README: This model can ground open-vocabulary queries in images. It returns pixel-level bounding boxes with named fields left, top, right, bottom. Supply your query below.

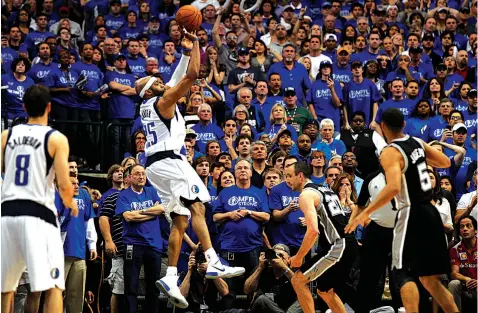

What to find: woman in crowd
left=12, top=8, right=32, bottom=38
left=364, top=59, right=386, bottom=97
left=404, top=99, right=436, bottom=140
left=310, top=150, right=327, bottom=185
left=251, top=39, right=279, bottom=73
left=205, top=46, right=226, bottom=86
left=298, top=56, right=314, bottom=81
left=423, top=77, right=448, bottom=110
left=263, top=104, right=298, bottom=143
left=440, top=175, right=458, bottom=200
left=183, top=92, right=205, bottom=127
left=451, top=81, right=473, bottom=111
left=217, top=170, right=235, bottom=194
left=332, top=173, right=358, bottom=217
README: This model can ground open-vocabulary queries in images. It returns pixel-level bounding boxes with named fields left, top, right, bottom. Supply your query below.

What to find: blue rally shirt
left=344, top=78, right=382, bottom=125
left=56, top=188, right=96, bottom=259
left=115, top=186, right=164, bottom=252
left=2, top=73, right=35, bottom=119
left=105, top=70, right=136, bottom=119
left=71, top=61, right=104, bottom=111
left=306, top=78, right=344, bottom=128
left=268, top=182, right=304, bottom=248
left=191, top=122, right=225, bottom=153
left=375, top=98, right=416, bottom=123
left=213, top=185, right=270, bottom=253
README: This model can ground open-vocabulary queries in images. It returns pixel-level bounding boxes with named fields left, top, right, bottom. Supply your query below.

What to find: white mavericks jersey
left=140, top=97, right=186, bottom=156
left=2, top=124, right=57, bottom=214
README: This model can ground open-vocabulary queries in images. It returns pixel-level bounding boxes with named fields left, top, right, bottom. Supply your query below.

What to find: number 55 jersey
left=2, top=124, right=57, bottom=214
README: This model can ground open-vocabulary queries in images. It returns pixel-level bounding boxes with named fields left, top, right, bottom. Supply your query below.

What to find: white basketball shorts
left=146, top=155, right=210, bottom=220
left=1, top=216, right=65, bottom=292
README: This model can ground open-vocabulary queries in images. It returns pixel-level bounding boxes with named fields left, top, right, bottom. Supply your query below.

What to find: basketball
left=176, top=5, right=202, bottom=32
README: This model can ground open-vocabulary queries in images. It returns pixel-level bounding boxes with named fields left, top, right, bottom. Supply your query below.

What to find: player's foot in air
left=205, top=259, right=245, bottom=279
left=156, top=275, right=188, bottom=309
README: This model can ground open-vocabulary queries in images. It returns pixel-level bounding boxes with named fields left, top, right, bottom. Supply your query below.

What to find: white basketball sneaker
left=155, top=275, right=188, bottom=309
left=205, top=260, right=245, bottom=279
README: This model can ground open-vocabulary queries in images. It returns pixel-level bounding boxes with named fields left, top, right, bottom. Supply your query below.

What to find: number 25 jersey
left=2, top=124, right=57, bottom=215
left=388, top=135, right=433, bottom=210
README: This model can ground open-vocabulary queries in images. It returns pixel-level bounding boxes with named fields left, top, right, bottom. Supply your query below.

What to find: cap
left=422, top=33, right=435, bottom=41
left=322, top=2, right=332, bottom=8
left=284, top=87, right=296, bottom=96
left=238, top=47, right=249, bottom=55
left=282, top=5, right=294, bottom=11
left=59, top=5, right=69, bottom=12
left=277, top=129, right=292, bottom=139
left=137, top=34, right=150, bottom=41
left=409, top=46, right=423, bottom=53
left=452, top=123, right=467, bottom=132
left=302, top=119, right=319, bottom=131
left=436, top=63, right=447, bottom=71
left=460, top=6, right=471, bottom=13
left=468, top=89, right=477, bottom=98
left=351, top=60, right=362, bottom=68
left=374, top=5, right=386, bottom=15
left=110, top=0, right=121, bottom=5
left=337, top=47, right=350, bottom=55
left=324, top=34, right=337, bottom=41
left=438, top=7, right=449, bottom=13
left=149, top=16, right=159, bottom=22
left=320, top=60, right=332, bottom=67
left=114, top=54, right=126, bottom=61
left=185, top=128, right=198, bottom=138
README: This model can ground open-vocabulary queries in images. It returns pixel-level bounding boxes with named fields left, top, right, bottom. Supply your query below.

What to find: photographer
left=244, top=244, right=303, bottom=313
left=178, top=247, right=239, bottom=313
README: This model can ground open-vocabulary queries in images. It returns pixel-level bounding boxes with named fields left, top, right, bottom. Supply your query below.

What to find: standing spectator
left=307, top=61, right=344, bottom=129
left=191, top=103, right=224, bottom=153
left=455, top=170, right=478, bottom=222
left=251, top=140, right=269, bottom=188
left=282, top=87, right=314, bottom=133
left=115, top=164, right=166, bottom=313
left=268, top=44, right=311, bottom=104
left=118, top=11, right=143, bottom=40
left=213, top=159, right=271, bottom=292
left=227, top=47, right=265, bottom=96
left=235, top=87, right=266, bottom=131
left=56, top=173, right=97, bottom=313
left=268, top=72, right=283, bottom=98
left=332, top=47, right=352, bottom=86
left=24, top=13, right=55, bottom=58
left=27, top=42, right=56, bottom=86
left=1, top=35, right=18, bottom=73
left=448, top=216, right=478, bottom=312
left=2, top=57, right=34, bottom=125
left=306, top=35, right=333, bottom=80
left=99, top=165, right=134, bottom=313
left=251, top=80, right=279, bottom=130
left=319, top=119, right=347, bottom=157
left=105, top=0, right=125, bottom=35
left=310, top=151, right=327, bottom=185
left=126, top=39, right=147, bottom=79
left=99, top=164, right=124, bottom=210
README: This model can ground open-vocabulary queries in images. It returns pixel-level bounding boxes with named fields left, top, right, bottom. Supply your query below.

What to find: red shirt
left=450, top=240, right=478, bottom=280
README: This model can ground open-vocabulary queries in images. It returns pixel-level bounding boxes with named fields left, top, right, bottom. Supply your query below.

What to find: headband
left=139, top=76, right=157, bottom=98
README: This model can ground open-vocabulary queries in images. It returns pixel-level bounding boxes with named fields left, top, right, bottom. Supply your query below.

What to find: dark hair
left=382, top=108, right=404, bottom=132
left=410, top=98, right=435, bottom=118
left=331, top=173, right=358, bottom=203
left=283, top=155, right=299, bottom=167
left=130, top=129, right=145, bottom=156
left=210, top=161, right=226, bottom=173
left=268, top=72, right=281, bottom=79
left=217, top=169, right=234, bottom=194
left=423, top=77, right=446, bottom=101
left=406, top=79, right=419, bottom=87
left=11, top=57, right=31, bottom=73
left=449, top=109, right=464, bottom=120
left=440, top=30, right=455, bottom=42
left=458, top=215, right=477, bottom=230
left=291, top=162, right=312, bottom=178
left=193, top=156, right=210, bottom=169
left=124, top=164, right=135, bottom=177
left=107, top=164, right=122, bottom=186
left=351, top=111, right=366, bottom=120
left=439, top=175, right=456, bottom=199
left=427, top=169, right=444, bottom=205
left=68, top=155, right=78, bottom=163
left=36, top=12, right=49, bottom=21
left=23, top=85, right=52, bottom=118
left=271, top=150, right=287, bottom=166
left=235, top=134, right=252, bottom=147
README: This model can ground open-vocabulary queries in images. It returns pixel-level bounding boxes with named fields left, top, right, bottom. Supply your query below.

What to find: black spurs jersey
left=303, top=183, right=349, bottom=249
left=389, top=135, right=433, bottom=210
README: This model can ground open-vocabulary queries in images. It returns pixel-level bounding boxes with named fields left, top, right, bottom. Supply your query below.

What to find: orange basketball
left=176, top=5, right=202, bottom=32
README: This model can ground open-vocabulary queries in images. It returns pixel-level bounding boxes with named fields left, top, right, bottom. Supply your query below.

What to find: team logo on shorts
left=50, top=268, right=60, bottom=279
left=191, top=185, right=200, bottom=194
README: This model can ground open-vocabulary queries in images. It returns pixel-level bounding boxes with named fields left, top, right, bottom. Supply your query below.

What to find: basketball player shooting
left=1, top=85, right=78, bottom=313
left=345, top=108, right=459, bottom=313
left=135, top=30, right=245, bottom=309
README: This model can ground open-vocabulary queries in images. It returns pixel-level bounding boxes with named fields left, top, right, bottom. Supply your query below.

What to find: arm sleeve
left=165, top=54, right=191, bottom=88
left=86, top=219, right=98, bottom=251
left=268, top=186, right=283, bottom=210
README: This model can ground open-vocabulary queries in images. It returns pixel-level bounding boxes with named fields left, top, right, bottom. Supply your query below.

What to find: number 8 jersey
left=388, top=135, right=433, bottom=211
left=2, top=124, right=57, bottom=214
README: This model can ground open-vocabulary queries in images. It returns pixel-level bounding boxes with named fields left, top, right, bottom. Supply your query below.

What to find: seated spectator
left=448, top=216, right=478, bottom=312
left=244, top=244, right=302, bottom=313
left=292, top=134, right=313, bottom=164
left=276, top=129, right=294, bottom=154
left=324, top=165, right=341, bottom=187
left=456, top=170, right=478, bottom=222
left=251, top=140, right=269, bottom=189
left=319, top=119, right=347, bottom=156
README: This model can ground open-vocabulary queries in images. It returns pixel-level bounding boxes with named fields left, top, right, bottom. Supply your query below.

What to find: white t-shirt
left=307, top=54, right=333, bottom=79
left=435, top=198, right=453, bottom=226
left=457, top=191, right=478, bottom=220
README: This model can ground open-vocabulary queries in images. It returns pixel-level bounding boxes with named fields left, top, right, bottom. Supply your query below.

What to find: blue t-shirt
left=126, top=55, right=147, bottom=79
left=375, top=98, right=416, bottom=123
left=403, top=117, right=432, bottom=141
left=117, top=25, right=143, bottom=39
left=345, top=78, right=382, bottom=125
left=191, top=122, right=225, bottom=153
left=326, top=139, right=347, bottom=157
left=27, top=61, right=58, bottom=86
left=268, top=182, right=304, bottom=248
left=213, top=185, right=270, bottom=252
left=56, top=188, right=96, bottom=259
left=115, top=186, right=164, bottom=252
left=306, top=78, right=344, bottom=128
left=332, top=65, right=352, bottom=85
left=158, top=57, right=179, bottom=83
left=71, top=61, right=104, bottom=111
left=2, top=73, right=35, bottom=119
left=311, top=175, right=325, bottom=185
left=1, top=47, right=18, bottom=73
left=267, top=61, right=311, bottom=104
left=105, top=71, right=136, bottom=119
left=445, top=148, right=477, bottom=199
left=105, top=14, right=126, bottom=33
left=48, top=66, right=80, bottom=108
left=24, top=31, right=56, bottom=58
left=426, top=115, right=448, bottom=141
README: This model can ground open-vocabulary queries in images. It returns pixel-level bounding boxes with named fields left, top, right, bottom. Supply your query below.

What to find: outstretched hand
left=181, top=29, right=198, bottom=49
left=345, top=210, right=369, bottom=234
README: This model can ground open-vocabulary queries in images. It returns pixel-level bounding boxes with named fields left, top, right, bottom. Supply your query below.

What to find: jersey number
left=15, top=154, right=30, bottom=186
left=324, top=194, right=344, bottom=217
left=417, top=162, right=432, bottom=192
left=144, top=122, right=158, bottom=148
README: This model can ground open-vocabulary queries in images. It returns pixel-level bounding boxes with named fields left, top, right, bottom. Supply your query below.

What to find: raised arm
left=421, top=139, right=452, bottom=168
left=212, top=12, right=223, bottom=49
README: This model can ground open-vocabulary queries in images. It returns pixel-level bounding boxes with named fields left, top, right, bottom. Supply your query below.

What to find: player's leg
left=291, top=272, right=315, bottom=313
left=1, top=292, right=14, bottom=313
left=400, top=281, right=420, bottom=313
left=189, top=202, right=212, bottom=250
left=317, top=288, right=347, bottom=313
left=43, top=287, right=63, bottom=313
left=419, top=275, right=459, bottom=313
left=24, top=291, right=41, bottom=313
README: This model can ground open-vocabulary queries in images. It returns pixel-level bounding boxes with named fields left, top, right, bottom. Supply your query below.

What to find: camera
left=265, top=249, right=278, bottom=263
left=196, top=245, right=207, bottom=264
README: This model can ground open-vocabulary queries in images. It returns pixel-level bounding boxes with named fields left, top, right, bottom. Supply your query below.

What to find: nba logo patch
left=191, top=185, right=199, bottom=194
left=50, top=268, right=60, bottom=279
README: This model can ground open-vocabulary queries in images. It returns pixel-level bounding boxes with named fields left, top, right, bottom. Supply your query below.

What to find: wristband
left=182, top=48, right=192, bottom=52
left=190, top=37, right=199, bottom=42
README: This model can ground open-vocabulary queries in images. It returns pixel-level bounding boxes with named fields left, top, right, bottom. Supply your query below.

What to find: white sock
left=205, top=248, right=221, bottom=267
left=166, top=266, right=178, bottom=276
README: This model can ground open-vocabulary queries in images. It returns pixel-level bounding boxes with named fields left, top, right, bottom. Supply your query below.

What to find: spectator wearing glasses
left=310, top=151, right=327, bottom=185
left=344, top=61, right=382, bottom=128
left=282, top=87, right=314, bottom=133
left=324, top=165, right=341, bottom=187
left=307, top=61, right=344, bottom=128
left=342, top=151, right=364, bottom=195
left=235, top=87, right=266, bottom=131
left=213, top=159, right=271, bottom=293
left=428, top=98, right=455, bottom=141
left=268, top=43, right=312, bottom=104
left=319, top=119, right=347, bottom=157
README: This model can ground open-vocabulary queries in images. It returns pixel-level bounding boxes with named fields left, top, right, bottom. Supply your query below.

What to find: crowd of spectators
left=2, top=0, right=477, bottom=312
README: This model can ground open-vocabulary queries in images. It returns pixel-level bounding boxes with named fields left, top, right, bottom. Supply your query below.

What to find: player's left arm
left=1, top=129, right=8, bottom=174
left=158, top=33, right=200, bottom=118
left=421, top=139, right=452, bottom=169
left=295, top=190, right=320, bottom=260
